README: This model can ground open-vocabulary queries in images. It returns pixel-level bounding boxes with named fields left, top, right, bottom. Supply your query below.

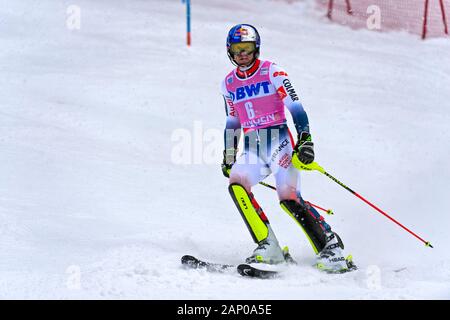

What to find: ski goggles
left=230, top=42, right=256, bottom=55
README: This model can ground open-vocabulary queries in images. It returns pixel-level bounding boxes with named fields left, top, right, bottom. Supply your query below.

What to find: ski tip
left=425, top=242, right=434, bottom=248
left=181, top=255, right=198, bottom=265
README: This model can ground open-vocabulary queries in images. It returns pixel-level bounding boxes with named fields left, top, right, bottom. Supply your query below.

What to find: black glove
left=293, top=132, right=314, bottom=165
left=221, top=148, right=238, bottom=178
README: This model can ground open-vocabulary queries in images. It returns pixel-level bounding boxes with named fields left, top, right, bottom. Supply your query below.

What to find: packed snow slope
left=1, top=0, right=449, bottom=299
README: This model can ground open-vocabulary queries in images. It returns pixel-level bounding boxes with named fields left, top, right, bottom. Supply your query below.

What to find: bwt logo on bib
left=230, top=81, right=271, bottom=101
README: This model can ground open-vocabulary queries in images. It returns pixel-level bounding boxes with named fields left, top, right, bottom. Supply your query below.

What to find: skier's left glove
left=221, top=148, right=238, bottom=178
left=293, top=132, right=314, bottom=165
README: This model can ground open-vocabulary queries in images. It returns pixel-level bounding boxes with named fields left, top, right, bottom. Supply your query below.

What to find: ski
left=181, top=255, right=281, bottom=278
left=237, top=263, right=279, bottom=279
left=182, top=254, right=357, bottom=278
left=181, top=255, right=235, bottom=273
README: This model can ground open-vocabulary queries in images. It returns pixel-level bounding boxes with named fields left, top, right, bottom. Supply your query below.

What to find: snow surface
left=1, top=0, right=449, bottom=299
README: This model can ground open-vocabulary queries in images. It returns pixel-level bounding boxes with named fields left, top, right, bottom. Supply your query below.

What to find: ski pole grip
left=292, top=156, right=325, bottom=173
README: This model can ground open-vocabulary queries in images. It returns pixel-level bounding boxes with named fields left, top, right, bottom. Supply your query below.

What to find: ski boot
left=245, top=226, right=287, bottom=265
left=316, top=232, right=356, bottom=273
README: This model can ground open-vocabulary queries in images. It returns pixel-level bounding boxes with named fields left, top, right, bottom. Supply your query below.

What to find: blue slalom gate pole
left=182, top=0, right=191, bottom=46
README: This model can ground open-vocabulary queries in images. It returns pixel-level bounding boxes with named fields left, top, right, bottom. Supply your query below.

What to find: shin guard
left=280, top=200, right=329, bottom=254
left=229, top=183, right=269, bottom=243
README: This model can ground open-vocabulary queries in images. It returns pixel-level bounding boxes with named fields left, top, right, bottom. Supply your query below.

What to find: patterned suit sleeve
left=221, top=79, right=241, bottom=150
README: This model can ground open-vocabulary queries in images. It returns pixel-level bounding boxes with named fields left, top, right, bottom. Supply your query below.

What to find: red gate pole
left=422, top=0, right=429, bottom=39
left=439, top=0, right=449, bottom=35
left=345, top=0, right=353, bottom=15
left=327, top=0, right=334, bottom=19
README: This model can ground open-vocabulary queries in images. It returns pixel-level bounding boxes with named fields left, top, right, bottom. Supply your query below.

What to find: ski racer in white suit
left=221, top=24, right=354, bottom=273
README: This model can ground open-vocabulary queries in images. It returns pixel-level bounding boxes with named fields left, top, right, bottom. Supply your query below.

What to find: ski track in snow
left=1, top=0, right=449, bottom=299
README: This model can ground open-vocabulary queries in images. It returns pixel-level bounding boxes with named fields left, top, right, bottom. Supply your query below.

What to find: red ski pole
left=292, top=159, right=434, bottom=248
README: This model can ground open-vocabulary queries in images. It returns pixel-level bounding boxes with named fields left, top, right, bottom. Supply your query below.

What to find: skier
left=221, top=24, right=354, bottom=273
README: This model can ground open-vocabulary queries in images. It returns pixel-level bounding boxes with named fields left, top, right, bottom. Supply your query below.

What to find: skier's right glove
left=293, top=132, right=314, bottom=165
left=221, top=148, right=238, bottom=178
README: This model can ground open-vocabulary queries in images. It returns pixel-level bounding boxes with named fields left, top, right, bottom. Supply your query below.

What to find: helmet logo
left=239, top=27, right=248, bottom=36
left=234, top=27, right=248, bottom=38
